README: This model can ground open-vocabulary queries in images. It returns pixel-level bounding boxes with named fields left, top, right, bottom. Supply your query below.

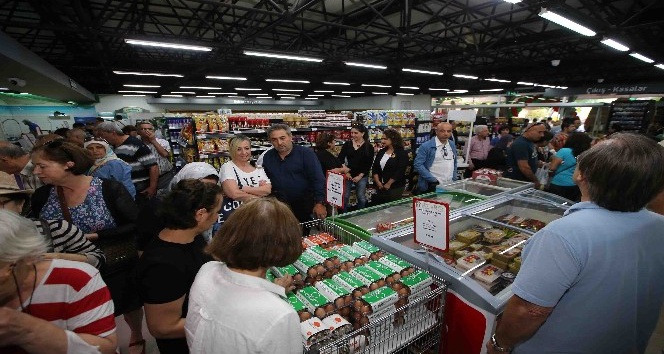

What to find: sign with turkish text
left=413, top=198, right=450, bottom=252
left=326, top=171, right=345, bottom=209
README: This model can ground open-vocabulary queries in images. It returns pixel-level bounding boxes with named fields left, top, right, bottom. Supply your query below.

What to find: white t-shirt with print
left=219, top=161, right=270, bottom=188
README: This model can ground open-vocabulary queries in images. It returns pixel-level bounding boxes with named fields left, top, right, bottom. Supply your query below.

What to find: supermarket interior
left=1, top=0, right=664, bottom=354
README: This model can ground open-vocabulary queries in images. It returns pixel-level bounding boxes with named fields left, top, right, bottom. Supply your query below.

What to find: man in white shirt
left=137, top=121, right=174, bottom=191
left=414, top=122, right=459, bottom=193
left=0, top=141, right=43, bottom=191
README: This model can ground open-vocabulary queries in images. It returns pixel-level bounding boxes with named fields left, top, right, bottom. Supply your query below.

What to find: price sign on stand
left=413, top=198, right=450, bottom=252
left=326, top=172, right=346, bottom=210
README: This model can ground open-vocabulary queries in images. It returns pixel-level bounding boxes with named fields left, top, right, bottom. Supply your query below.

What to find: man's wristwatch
left=491, top=334, right=512, bottom=352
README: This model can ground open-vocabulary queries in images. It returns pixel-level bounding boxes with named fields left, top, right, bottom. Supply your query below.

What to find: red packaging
left=472, top=168, right=503, bottom=185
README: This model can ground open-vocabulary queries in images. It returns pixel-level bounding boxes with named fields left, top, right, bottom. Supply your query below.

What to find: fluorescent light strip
left=331, top=95, right=351, bottom=98
left=453, top=74, right=479, bottom=80
left=341, top=91, right=364, bottom=94
left=180, top=86, right=222, bottom=90
left=480, top=89, right=504, bottom=92
left=556, top=86, right=569, bottom=89
left=324, top=82, right=351, bottom=86
left=308, top=94, right=324, bottom=97
left=276, top=93, right=300, bottom=96
left=255, top=96, right=272, bottom=99
left=517, top=82, right=535, bottom=86
left=538, top=8, right=596, bottom=37
left=629, top=53, right=655, bottom=63
left=171, top=91, right=195, bottom=94
left=243, top=50, right=322, bottom=63
left=396, top=93, right=414, bottom=96
left=248, top=93, right=269, bottom=96
left=305, top=98, right=319, bottom=100
left=400, top=86, right=419, bottom=90
left=372, top=92, right=388, bottom=95
left=344, top=62, right=387, bottom=70
left=123, top=84, right=161, bottom=88
left=402, top=68, right=444, bottom=75
left=361, top=84, right=391, bottom=88
left=161, top=94, right=183, bottom=97
left=314, top=90, right=334, bottom=93
left=235, top=88, right=262, bottom=91
left=504, top=0, right=522, bottom=3
left=272, top=89, right=303, bottom=92
left=600, top=39, right=629, bottom=52
left=196, top=96, right=214, bottom=98
left=125, top=39, right=212, bottom=52
left=0, top=88, right=8, bottom=91
left=227, top=96, right=244, bottom=99
left=484, top=78, right=511, bottom=83
left=281, top=97, right=296, bottom=99
left=655, top=64, right=664, bottom=70
left=122, top=94, right=146, bottom=97
left=429, top=88, right=450, bottom=91
left=535, top=84, right=556, bottom=88
left=113, top=70, right=183, bottom=77
left=448, top=90, right=468, bottom=93
left=208, top=92, right=237, bottom=95
left=265, top=79, right=310, bottom=84
left=118, top=90, right=158, bottom=94
left=206, top=76, right=247, bottom=80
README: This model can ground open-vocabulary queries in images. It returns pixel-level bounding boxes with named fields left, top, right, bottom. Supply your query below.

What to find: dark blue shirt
left=505, top=136, right=537, bottom=182
left=262, top=145, right=326, bottom=205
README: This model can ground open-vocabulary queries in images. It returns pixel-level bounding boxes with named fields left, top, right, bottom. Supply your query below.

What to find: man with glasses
left=136, top=121, right=174, bottom=192
left=414, top=122, right=458, bottom=194
left=505, top=122, right=546, bottom=188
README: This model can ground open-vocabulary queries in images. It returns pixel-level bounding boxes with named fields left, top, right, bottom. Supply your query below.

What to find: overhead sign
left=447, top=109, right=477, bottom=122
left=413, top=198, right=450, bottom=252
left=545, top=83, right=664, bottom=97
left=326, top=172, right=345, bottom=209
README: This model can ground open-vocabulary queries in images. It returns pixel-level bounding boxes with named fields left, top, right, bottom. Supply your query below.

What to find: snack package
left=456, top=253, right=486, bottom=272
left=474, top=264, right=503, bottom=285
left=483, top=229, right=507, bottom=244
left=194, top=115, right=209, bottom=132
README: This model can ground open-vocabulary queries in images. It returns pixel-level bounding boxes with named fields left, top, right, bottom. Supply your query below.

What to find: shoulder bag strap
left=232, top=167, right=243, bottom=188
left=55, top=186, right=73, bottom=222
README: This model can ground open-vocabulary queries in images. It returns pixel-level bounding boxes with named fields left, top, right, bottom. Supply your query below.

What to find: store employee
left=414, top=122, right=458, bottom=193
left=262, top=124, right=327, bottom=222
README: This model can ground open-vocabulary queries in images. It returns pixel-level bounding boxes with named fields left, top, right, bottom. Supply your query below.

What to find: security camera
left=551, top=60, right=560, bottom=67
left=8, top=78, right=26, bottom=87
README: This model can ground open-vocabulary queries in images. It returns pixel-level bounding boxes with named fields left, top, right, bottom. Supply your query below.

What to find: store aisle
left=646, top=305, right=664, bottom=354
left=114, top=315, right=159, bottom=354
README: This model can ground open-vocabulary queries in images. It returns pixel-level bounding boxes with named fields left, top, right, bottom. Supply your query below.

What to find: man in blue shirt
left=414, top=122, right=458, bottom=194
left=505, top=122, right=545, bottom=188
left=487, top=133, right=664, bottom=354
left=262, top=124, right=327, bottom=223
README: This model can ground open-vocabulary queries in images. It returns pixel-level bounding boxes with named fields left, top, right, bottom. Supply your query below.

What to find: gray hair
left=95, top=121, right=123, bottom=134
left=0, top=142, right=28, bottom=158
left=0, top=210, right=49, bottom=262
left=474, top=125, right=488, bottom=135
left=266, top=123, right=291, bottom=138
left=577, top=133, right=664, bottom=212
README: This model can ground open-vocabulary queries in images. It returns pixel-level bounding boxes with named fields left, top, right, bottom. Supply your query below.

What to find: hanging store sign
left=413, top=198, right=450, bottom=252
left=546, top=83, right=664, bottom=97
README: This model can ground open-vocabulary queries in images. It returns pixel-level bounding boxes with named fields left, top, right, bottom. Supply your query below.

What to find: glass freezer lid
left=470, top=197, right=567, bottom=232
left=517, top=189, right=575, bottom=207
left=492, top=177, right=531, bottom=189
left=438, top=180, right=508, bottom=196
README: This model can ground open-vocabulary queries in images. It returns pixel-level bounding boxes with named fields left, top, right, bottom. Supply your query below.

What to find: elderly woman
left=185, top=197, right=303, bottom=354
left=27, top=140, right=145, bottom=354
left=218, top=134, right=271, bottom=224
left=465, top=124, right=491, bottom=172
left=85, top=139, right=136, bottom=198
left=372, top=128, right=409, bottom=205
left=137, top=179, right=221, bottom=354
left=0, top=210, right=117, bottom=354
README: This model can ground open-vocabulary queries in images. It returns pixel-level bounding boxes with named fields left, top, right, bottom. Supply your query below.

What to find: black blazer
left=372, top=148, right=409, bottom=188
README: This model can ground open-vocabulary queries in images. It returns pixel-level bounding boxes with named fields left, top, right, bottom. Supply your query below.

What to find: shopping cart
left=301, top=219, right=448, bottom=354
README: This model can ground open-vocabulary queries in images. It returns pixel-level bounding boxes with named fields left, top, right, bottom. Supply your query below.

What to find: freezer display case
left=437, top=177, right=531, bottom=197
left=514, top=188, right=575, bottom=208
left=367, top=195, right=569, bottom=354
left=328, top=191, right=486, bottom=239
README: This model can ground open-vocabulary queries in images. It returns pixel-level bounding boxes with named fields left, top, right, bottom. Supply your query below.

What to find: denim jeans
left=344, top=176, right=368, bottom=211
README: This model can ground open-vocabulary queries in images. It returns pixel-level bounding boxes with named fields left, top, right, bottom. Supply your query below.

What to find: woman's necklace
left=353, top=140, right=364, bottom=149
left=12, top=264, right=37, bottom=314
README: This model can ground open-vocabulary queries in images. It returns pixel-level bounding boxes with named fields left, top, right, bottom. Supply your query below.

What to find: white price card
left=413, top=198, right=450, bottom=252
left=326, top=171, right=346, bottom=209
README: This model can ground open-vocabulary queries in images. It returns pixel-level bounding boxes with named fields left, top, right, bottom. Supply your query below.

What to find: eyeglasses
left=441, top=145, right=454, bottom=160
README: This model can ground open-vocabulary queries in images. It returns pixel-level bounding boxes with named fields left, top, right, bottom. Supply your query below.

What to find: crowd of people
left=1, top=115, right=663, bottom=354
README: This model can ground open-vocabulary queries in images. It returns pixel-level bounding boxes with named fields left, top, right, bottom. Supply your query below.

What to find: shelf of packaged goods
left=198, top=151, right=231, bottom=159
left=367, top=125, right=416, bottom=128
left=177, top=139, right=195, bottom=148
left=196, top=132, right=235, bottom=139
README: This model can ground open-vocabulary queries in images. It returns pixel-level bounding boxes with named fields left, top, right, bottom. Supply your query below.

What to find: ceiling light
left=555, top=86, right=569, bottom=89
left=331, top=95, right=351, bottom=98
left=125, top=39, right=212, bottom=52
left=361, top=84, right=391, bottom=88
left=453, top=74, right=479, bottom=80
left=0, top=87, right=8, bottom=91
left=208, top=92, right=237, bottom=95
left=227, top=96, right=244, bottom=99
left=281, top=97, right=296, bottom=99
left=396, top=93, right=414, bottom=96
left=314, top=90, right=334, bottom=93
left=248, top=93, right=268, bottom=96
left=655, top=64, right=664, bottom=70
left=161, top=94, right=183, bottom=97
left=429, top=88, right=450, bottom=91
left=206, top=75, right=247, bottom=80
left=448, top=90, right=468, bottom=93
left=372, top=92, right=388, bottom=95
left=484, top=78, right=511, bottom=83
left=243, top=50, right=323, bottom=62
left=171, top=91, right=195, bottom=94
left=504, top=0, right=522, bottom=3
left=180, top=86, right=222, bottom=90
left=276, top=93, right=300, bottom=96
left=480, top=89, right=504, bottom=92
left=344, top=62, right=387, bottom=70
left=196, top=96, right=214, bottom=98
left=123, top=84, right=161, bottom=88
left=308, top=94, right=324, bottom=97
left=629, top=53, right=655, bottom=63
left=600, top=38, right=629, bottom=52
left=122, top=94, right=146, bottom=97
left=305, top=98, right=319, bottom=100
left=255, top=96, right=272, bottom=99
left=118, top=90, right=158, bottom=94
left=535, top=84, right=556, bottom=88
left=341, top=91, right=364, bottom=94
left=400, top=86, right=419, bottom=90
left=517, top=82, right=535, bottom=86
left=324, top=82, right=351, bottom=86
left=235, top=88, right=262, bottom=91
left=113, top=70, right=183, bottom=77
left=266, top=79, right=310, bottom=84
left=538, top=8, right=596, bottom=37
left=402, top=68, right=444, bottom=75
left=272, top=89, right=303, bottom=92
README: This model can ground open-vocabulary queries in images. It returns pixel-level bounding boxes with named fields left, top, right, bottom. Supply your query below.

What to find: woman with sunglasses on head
left=372, top=128, right=410, bottom=205
left=27, top=140, right=146, bottom=354
left=338, top=124, right=374, bottom=212
left=84, top=139, right=136, bottom=199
